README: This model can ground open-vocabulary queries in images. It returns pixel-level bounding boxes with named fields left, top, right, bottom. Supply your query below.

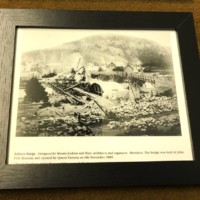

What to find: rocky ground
left=107, top=113, right=180, bottom=136
left=110, top=96, right=178, bottom=118
left=16, top=94, right=181, bottom=136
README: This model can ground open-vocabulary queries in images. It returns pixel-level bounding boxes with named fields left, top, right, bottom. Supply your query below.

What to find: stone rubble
left=37, top=116, right=95, bottom=136
left=107, top=115, right=180, bottom=135
left=110, top=96, right=178, bottom=118
left=17, top=94, right=180, bottom=136
left=36, top=96, right=180, bottom=136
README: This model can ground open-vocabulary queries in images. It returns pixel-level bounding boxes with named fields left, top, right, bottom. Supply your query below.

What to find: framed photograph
left=1, top=9, right=200, bottom=189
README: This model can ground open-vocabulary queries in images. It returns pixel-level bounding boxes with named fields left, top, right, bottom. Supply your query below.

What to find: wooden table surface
left=0, top=0, right=200, bottom=199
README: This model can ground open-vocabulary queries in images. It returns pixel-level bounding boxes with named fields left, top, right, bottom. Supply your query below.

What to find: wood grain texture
left=0, top=12, right=15, bottom=167
left=0, top=1, right=200, bottom=199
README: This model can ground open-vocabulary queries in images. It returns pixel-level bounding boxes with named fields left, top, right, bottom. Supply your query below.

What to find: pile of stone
left=37, top=116, right=94, bottom=136
left=35, top=99, right=106, bottom=136
left=123, top=115, right=180, bottom=133
left=107, top=121, right=121, bottom=129
left=107, top=114, right=180, bottom=135
left=75, top=110, right=104, bottom=126
left=110, top=96, right=178, bottom=118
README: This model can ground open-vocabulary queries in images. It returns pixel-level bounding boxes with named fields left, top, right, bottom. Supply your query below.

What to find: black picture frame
left=1, top=9, right=200, bottom=189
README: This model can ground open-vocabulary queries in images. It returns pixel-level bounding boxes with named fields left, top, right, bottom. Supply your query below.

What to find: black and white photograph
left=7, top=29, right=194, bottom=164
left=14, top=29, right=182, bottom=137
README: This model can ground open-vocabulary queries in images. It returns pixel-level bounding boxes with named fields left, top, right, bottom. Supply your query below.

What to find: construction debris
left=110, top=96, right=178, bottom=118
left=107, top=114, right=180, bottom=136
left=17, top=62, right=181, bottom=137
left=37, top=116, right=95, bottom=136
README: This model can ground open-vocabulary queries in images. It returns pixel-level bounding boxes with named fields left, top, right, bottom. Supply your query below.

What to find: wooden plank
left=73, top=87, right=113, bottom=111
left=49, top=83, right=84, bottom=104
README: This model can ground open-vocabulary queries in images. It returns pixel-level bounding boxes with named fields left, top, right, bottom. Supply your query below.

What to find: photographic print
left=14, top=29, right=181, bottom=137
left=8, top=28, right=194, bottom=164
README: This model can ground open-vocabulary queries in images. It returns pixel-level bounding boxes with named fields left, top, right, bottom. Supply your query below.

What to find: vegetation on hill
left=22, top=34, right=173, bottom=74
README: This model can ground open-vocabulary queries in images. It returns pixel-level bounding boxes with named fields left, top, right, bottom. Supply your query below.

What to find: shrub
left=25, top=77, right=49, bottom=102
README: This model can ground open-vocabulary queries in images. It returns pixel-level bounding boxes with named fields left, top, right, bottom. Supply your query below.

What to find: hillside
left=21, top=34, right=173, bottom=74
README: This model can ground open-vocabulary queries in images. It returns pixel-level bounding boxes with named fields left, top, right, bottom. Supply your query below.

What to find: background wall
left=0, top=0, right=200, bottom=199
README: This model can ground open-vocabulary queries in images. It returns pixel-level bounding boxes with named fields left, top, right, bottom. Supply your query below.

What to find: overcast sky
left=17, top=28, right=174, bottom=53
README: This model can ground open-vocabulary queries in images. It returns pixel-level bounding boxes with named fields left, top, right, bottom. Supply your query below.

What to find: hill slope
left=22, top=34, right=173, bottom=74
